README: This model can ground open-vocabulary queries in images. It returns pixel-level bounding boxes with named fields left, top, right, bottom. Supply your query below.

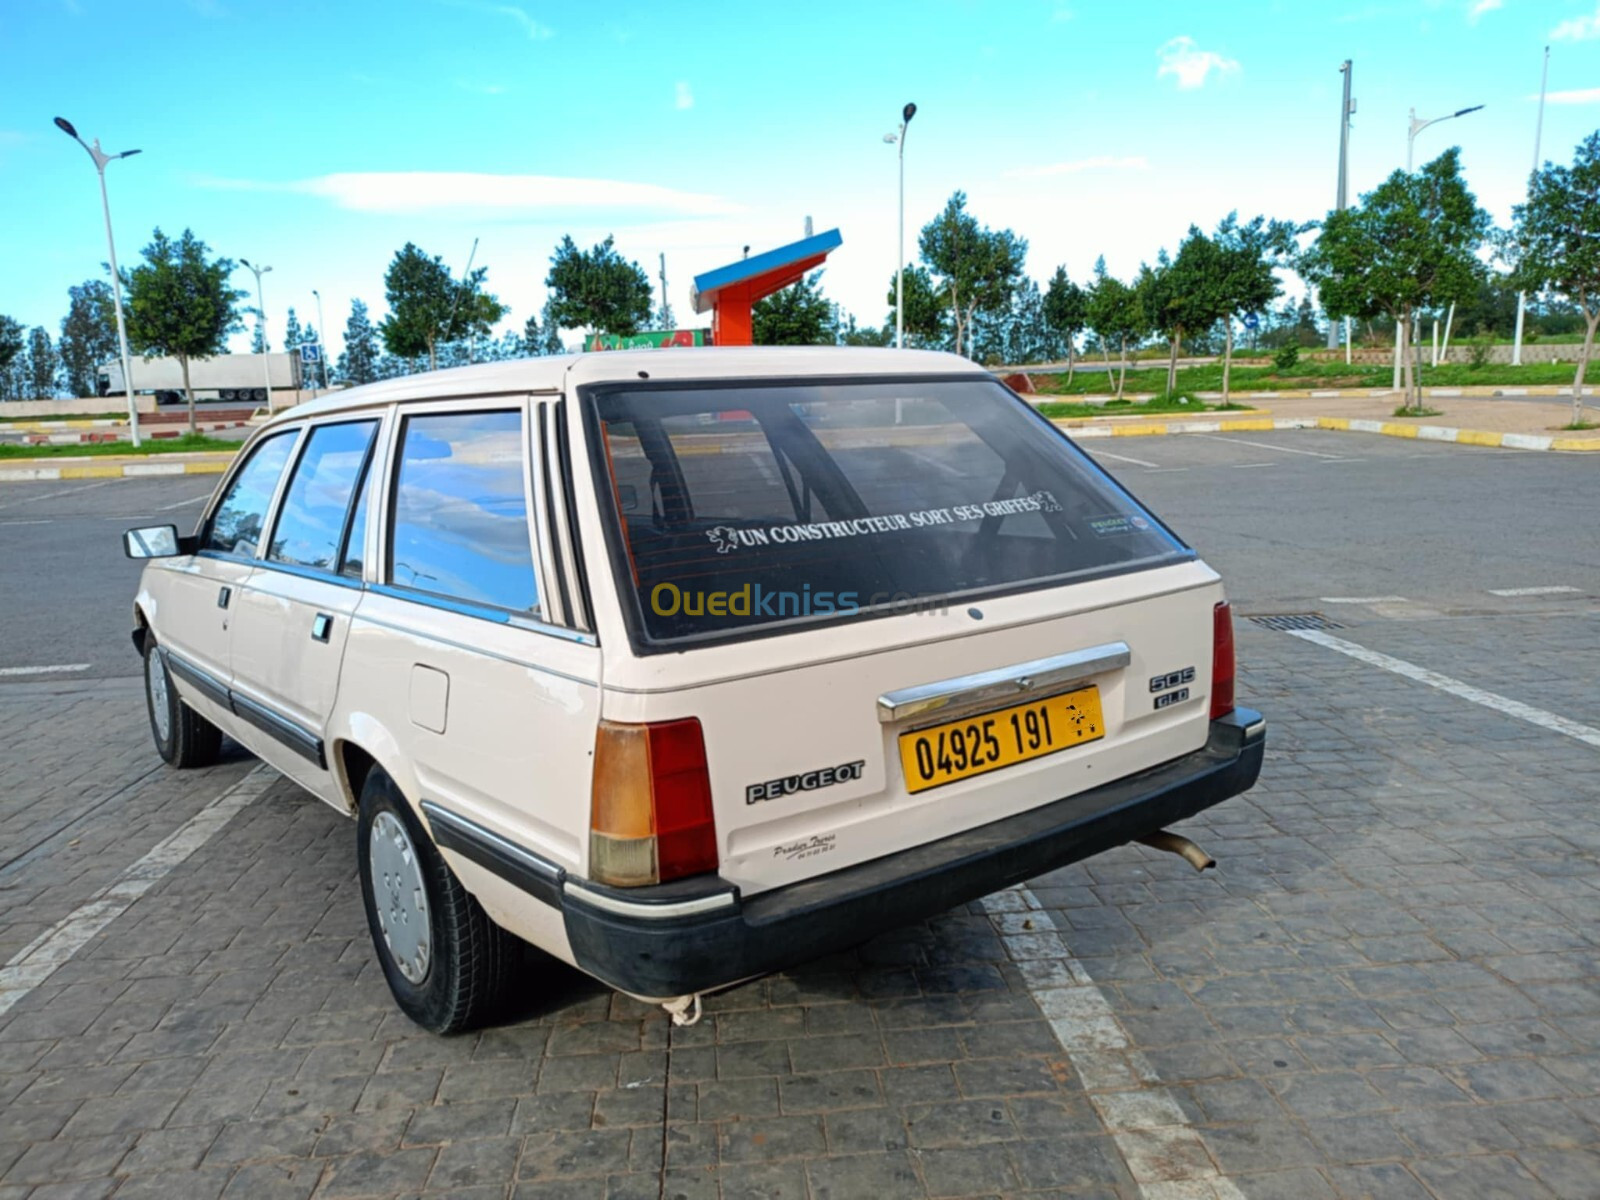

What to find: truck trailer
left=99, top=353, right=303, bottom=405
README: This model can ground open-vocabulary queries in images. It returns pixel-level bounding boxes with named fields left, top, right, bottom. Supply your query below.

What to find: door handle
left=217, top=586, right=231, bottom=609
left=311, top=613, right=332, bottom=643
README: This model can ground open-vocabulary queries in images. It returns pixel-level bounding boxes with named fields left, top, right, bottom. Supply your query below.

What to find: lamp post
left=1328, top=61, right=1354, bottom=353
left=1512, top=45, right=1551, bottom=368
left=311, top=288, right=330, bottom=389
left=884, top=102, right=917, bottom=350
left=54, top=117, right=142, bottom=447
left=1406, top=103, right=1484, bottom=172
left=240, top=259, right=273, bottom=408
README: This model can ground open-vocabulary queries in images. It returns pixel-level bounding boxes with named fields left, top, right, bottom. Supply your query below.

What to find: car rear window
left=587, top=377, right=1188, bottom=647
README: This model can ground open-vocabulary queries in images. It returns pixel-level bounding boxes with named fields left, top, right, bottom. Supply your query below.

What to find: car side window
left=268, top=420, right=379, bottom=571
left=389, top=410, right=539, bottom=614
left=338, top=457, right=374, bottom=580
left=203, top=431, right=297, bottom=557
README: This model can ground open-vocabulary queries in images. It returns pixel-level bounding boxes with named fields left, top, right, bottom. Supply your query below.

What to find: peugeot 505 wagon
left=125, top=347, right=1264, bottom=1033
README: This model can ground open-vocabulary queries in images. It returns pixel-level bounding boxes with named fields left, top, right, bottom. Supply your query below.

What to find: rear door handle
left=311, top=613, right=332, bottom=642
left=217, top=586, right=231, bottom=609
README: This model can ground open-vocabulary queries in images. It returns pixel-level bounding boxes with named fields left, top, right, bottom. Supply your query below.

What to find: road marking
left=0, top=766, right=275, bottom=1018
left=0, top=664, right=91, bottom=677
left=0, top=519, right=49, bottom=526
left=1229, top=462, right=1274, bottom=470
left=1288, top=629, right=1600, bottom=750
left=1321, top=595, right=1407, bottom=604
left=1086, top=447, right=1160, bottom=468
left=1487, top=586, right=1581, bottom=597
left=0, top=478, right=115, bottom=510
left=1191, top=433, right=1345, bottom=460
left=986, top=888, right=1245, bottom=1199
left=154, top=492, right=210, bottom=511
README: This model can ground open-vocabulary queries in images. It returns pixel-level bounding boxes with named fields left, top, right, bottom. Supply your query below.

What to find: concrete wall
left=1307, top=343, right=1591, bottom=366
left=0, top=396, right=159, bottom=417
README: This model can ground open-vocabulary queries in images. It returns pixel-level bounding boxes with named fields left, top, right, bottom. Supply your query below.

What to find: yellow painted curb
left=1112, top=423, right=1168, bottom=437
left=1217, top=419, right=1276, bottom=432
left=59, top=464, right=132, bottom=479
left=1317, top=417, right=1351, bottom=431
left=1550, top=437, right=1600, bottom=451
left=1457, top=430, right=1505, bottom=447
left=1378, top=423, right=1420, bottom=438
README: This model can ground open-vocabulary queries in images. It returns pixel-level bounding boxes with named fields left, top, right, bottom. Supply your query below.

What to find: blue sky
left=2, top=0, right=1597, bottom=359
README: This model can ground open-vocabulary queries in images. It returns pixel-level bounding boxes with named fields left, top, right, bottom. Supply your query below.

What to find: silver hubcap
left=149, top=652, right=172, bottom=743
left=370, top=811, right=431, bottom=984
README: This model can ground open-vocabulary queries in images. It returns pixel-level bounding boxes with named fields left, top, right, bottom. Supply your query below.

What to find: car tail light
left=590, top=718, right=718, bottom=886
left=1210, top=601, right=1236, bottom=721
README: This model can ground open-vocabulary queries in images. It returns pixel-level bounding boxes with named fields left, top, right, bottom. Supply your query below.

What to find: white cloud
left=1542, top=86, right=1600, bottom=104
left=196, top=171, right=741, bottom=218
left=675, top=81, right=694, bottom=110
left=1468, top=0, right=1501, bottom=22
left=1156, top=36, right=1239, bottom=89
left=1551, top=3, right=1600, bottom=39
left=1004, top=155, right=1150, bottom=179
left=439, top=1, right=553, bottom=39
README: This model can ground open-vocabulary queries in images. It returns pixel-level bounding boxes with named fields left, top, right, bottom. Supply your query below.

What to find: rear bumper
left=554, top=708, right=1264, bottom=997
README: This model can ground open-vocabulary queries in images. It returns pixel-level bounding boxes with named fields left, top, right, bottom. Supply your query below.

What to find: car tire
left=357, top=768, right=516, bottom=1034
left=144, top=638, right=223, bottom=768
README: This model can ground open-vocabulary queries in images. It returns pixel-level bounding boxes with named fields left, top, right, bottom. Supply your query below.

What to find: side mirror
left=617, top=483, right=639, bottom=512
left=123, top=524, right=191, bottom=559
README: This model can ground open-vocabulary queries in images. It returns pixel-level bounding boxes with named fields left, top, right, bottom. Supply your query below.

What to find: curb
left=1056, top=416, right=1600, bottom=452
left=0, top=455, right=235, bottom=483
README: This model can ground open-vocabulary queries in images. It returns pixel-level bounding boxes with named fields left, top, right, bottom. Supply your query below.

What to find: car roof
left=262, top=346, right=990, bottom=428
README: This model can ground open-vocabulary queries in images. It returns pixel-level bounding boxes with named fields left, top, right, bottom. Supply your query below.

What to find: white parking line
left=1288, top=629, right=1600, bottom=750
left=1321, top=596, right=1407, bottom=604
left=1487, top=586, right=1581, bottom=597
left=986, top=889, right=1246, bottom=1199
left=1087, top=448, right=1161, bottom=469
left=0, top=478, right=115, bottom=510
left=0, top=766, right=275, bottom=1018
left=154, top=493, right=211, bottom=511
left=1191, top=433, right=1345, bottom=460
left=0, top=664, right=91, bottom=677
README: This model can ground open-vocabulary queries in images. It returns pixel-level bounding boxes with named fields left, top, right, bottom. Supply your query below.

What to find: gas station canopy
left=691, top=228, right=843, bottom=347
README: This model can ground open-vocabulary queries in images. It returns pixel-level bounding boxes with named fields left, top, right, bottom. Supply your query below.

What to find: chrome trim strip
left=877, top=641, right=1132, bottom=724
left=562, top=880, right=738, bottom=920
left=1243, top=719, right=1266, bottom=741
left=421, top=801, right=564, bottom=907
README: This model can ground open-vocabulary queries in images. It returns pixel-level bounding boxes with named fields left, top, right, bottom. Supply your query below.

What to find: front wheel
left=357, top=769, right=517, bottom=1034
left=144, top=638, right=222, bottom=768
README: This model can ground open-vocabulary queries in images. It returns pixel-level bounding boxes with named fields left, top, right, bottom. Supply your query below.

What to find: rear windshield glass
left=588, top=378, right=1188, bottom=647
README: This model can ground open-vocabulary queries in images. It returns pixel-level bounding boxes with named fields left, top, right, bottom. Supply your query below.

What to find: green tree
left=58, top=280, right=118, bottom=398
left=918, top=192, right=1028, bottom=358
left=539, top=301, right=565, bottom=356
left=123, top=228, right=244, bottom=433
left=337, top=298, right=380, bottom=385
left=1042, top=266, right=1088, bottom=382
left=839, top=316, right=892, bottom=347
left=378, top=243, right=506, bottom=372
left=752, top=272, right=839, bottom=345
left=1212, top=213, right=1298, bottom=404
left=1141, top=229, right=1226, bottom=396
left=885, top=264, right=950, bottom=349
left=25, top=327, right=61, bottom=398
left=283, top=307, right=304, bottom=363
left=1302, top=150, right=1489, bottom=412
left=1085, top=258, right=1147, bottom=400
left=250, top=309, right=268, bottom=354
left=0, top=316, right=23, bottom=399
left=522, top=312, right=544, bottom=356
left=543, top=235, right=653, bottom=337
left=1509, top=131, right=1600, bottom=423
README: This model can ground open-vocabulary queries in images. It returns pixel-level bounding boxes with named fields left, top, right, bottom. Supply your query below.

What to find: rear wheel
left=144, top=637, right=222, bottom=768
left=357, top=768, right=517, bottom=1034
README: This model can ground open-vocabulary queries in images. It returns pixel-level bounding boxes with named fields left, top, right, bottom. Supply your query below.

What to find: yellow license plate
left=898, top=686, right=1104, bottom=795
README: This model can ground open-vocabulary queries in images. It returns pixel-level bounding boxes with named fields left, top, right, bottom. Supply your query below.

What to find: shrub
left=1272, top=344, right=1300, bottom=371
left=1467, top=333, right=1493, bottom=370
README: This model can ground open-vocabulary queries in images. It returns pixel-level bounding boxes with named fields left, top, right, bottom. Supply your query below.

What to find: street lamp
left=1406, top=103, right=1484, bottom=171
left=240, top=259, right=273, bottom=409
left=54, top=116, right=142, bottom=447
left=884, top=102, right=917, bottom=350
left=311, top=288, right=330, bottom=389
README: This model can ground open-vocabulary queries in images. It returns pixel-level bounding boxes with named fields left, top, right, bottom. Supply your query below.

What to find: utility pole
left=1512, top=45, right=1551, bottom=368
left=658, top=253, right=670, bottom=330
left=1328, top=60, right=1354, bottom=351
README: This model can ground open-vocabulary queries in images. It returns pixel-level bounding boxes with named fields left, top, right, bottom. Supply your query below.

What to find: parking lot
left=2, top=430, right=1598, bottom=1199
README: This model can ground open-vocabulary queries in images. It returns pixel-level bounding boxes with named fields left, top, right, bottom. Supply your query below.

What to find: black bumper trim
left=562, top=708, right=1265, bottom=996
left=422, top=801, right=565, bottom=908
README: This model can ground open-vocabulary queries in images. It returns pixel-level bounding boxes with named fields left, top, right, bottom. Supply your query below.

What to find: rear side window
left=589, top=378, right=1188, bottom=647
left=389, top=410, right=539, bottom=614
left=204, top=431, right=296, bottom=557
left=268, top=420, right=378, bottom=570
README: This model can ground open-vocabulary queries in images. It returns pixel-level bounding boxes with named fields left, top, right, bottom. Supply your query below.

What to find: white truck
left=99, top=353, right=304, bottom=405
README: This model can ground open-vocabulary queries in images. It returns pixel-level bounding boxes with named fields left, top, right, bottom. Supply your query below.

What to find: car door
left=227, top=413, right=386, bottom=786
left=155, top=427, right=300, bottom=708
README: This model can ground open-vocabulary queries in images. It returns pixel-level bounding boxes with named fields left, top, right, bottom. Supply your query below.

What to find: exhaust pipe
left=1137, top=830, right=1215, bottom=872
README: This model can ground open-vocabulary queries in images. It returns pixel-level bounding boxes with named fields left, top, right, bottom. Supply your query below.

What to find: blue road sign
left=299, top=342, right=322, bottom=364
left=1242, top=313, right=1260, bottom=331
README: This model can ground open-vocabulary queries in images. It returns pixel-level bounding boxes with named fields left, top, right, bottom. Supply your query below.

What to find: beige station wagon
left=125, top=347, right=1265, bottom=1033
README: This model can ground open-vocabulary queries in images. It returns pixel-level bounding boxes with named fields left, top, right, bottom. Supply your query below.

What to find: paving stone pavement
left=1, top=616, right=1598, bottom=1199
